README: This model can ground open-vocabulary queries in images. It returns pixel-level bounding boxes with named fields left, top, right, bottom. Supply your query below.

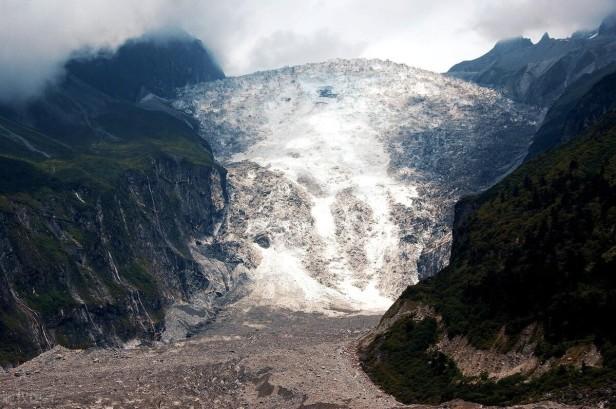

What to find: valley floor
left=0, top=308, right=581, bottom=409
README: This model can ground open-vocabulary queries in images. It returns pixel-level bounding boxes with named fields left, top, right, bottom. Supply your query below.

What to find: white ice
left=175, top=59, right=535, bottom=314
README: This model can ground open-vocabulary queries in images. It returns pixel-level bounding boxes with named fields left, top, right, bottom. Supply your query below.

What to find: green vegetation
left=0, top=157, right=59, bottom=194
left=363, top=317, right=460, bottom=404
left=364, top=317, right=616, bottom=406
left=363, top=114, right=616, bottom=406
left=0, top=308, right=38, bottom=365
left=0, top=102, right=217, bottom=366
left=415, top=114, right=616, bottom=351
left=0, top=37, right=227, bottom=366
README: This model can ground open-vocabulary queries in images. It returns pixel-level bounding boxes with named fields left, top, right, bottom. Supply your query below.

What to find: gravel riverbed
left=0, top=307, right=580, bottom=409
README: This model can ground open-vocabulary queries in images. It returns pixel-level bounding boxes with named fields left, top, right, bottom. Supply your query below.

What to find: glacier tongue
left=175, top=59, right=539, bottom=314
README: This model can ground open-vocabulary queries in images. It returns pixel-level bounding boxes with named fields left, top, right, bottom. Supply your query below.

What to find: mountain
left=448, top=14, right=616, bottom=107
left=527, top=63, right=616, bottom=158
left=0, top=56, right=540, bottom=368
left=0, top=34, right=234, bottom=367
left=0, top=31, right=224, bottom=150
left=360, top=85, right=616, bottom=406
left=66, top=31, right=224, bottom=102
left=173, top=59, right=539, bottom=314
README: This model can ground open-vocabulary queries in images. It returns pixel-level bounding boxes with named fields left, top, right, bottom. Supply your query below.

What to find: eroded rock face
left=360, top=300, right=603, bottom=382
left=332, top=188, right=374, bottom=287
left=175, top=59, right=539, bottom=313
left=437, top=330, right=603, bottom=380
left=0, top=155, right=244, bottom=360
left=220, top=162, right=339, bottom=312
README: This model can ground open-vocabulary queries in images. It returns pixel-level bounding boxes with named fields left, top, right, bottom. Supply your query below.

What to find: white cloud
left=239, top=30, right=366, bottom=73
left=473, top=0, right=616, bottom=40
left=0, top=0, right=615, bottom=102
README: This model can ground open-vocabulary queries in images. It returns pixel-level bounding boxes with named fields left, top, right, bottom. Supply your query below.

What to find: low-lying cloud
left=473, top=0, right=616, bottom=39
left=243, top=30, right=366, bottom=73
left=1, top=0, right=615, bottom=103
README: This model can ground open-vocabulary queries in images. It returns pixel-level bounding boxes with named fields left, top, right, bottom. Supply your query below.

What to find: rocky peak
left=65, top=31, right=224, bottom=102
left=492, top=36, right=533, bottom=53
left=538, top=32, right=552, bottom=44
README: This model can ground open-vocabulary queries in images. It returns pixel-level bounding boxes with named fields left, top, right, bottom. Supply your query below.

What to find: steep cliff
left=0, top=34, right=234, bottom=367
left=360, top=112, right=616, bottom=407
left=0, top=104, right=236, bottom=365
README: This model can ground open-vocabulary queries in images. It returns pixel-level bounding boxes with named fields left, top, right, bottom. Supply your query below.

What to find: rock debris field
left=1, top=307, right=581, bottom=409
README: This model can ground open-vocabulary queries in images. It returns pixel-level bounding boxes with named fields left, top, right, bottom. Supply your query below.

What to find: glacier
left=174, top=59, right=539, bottom=315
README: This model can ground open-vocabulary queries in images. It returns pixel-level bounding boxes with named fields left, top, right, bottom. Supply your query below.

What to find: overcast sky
left=1, top=0, right=615, bottom=102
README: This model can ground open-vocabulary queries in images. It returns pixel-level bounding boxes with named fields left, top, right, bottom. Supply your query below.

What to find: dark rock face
left=66, top=32, right=224, bottom=102
left=254, top=233, right=271, bottom=249
left=527, top=64, right=616, bottom=158
left=0, top=33, right=231, bottom=366
left=0, top=154, right=228, bottom=364
left=361, top=91, right=616, bottom=407
left=448, top=14, right=616, bottom=107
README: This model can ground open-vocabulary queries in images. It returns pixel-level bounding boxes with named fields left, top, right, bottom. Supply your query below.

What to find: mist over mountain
left=1, top=3, right=616, bottom=408
left=2, top=0, right=615, bottom=103
left=66, top=32, right=224, bottom=102
left=0, top=33, right=230, bottom=365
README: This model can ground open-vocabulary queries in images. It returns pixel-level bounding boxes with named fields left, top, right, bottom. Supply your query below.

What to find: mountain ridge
left=66, top=32, right=224, bottom=102
left=527, top=63, right=616, bottom=158
left=448, top=15, right=616, bottom=107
